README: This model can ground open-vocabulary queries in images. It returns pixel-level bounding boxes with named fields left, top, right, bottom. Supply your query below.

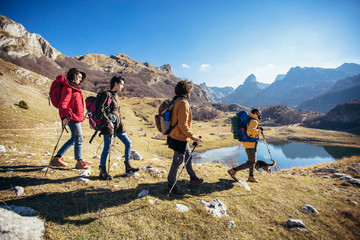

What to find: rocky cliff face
left=0, top=15, right=60, bottom=59
left=0, top=15, right=210, bottom=103
left=199, top=82, right=234, bottom=102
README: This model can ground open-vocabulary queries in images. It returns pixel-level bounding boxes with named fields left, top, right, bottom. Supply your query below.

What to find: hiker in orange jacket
left=167, top=80, right=203, bottom=194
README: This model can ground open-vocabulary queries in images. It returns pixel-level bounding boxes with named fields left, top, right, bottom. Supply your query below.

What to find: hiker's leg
left=117, top=132, right=132, bottom=162
left=168, top=150, right=184, bottom=185
left=56, top=121, right=76, bottom=156
left=100, top=134, right=111, bottom=167
left=72, top=122, right=83, bottom=160
left=233, top=154, right=253, bottom=172
left=184, top=143, right=196, bottom=179
left=246, top=148, right=257, bottom=177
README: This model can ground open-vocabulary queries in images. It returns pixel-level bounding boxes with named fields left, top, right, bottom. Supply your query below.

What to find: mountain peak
left=243, top=74, right=257, bottom=85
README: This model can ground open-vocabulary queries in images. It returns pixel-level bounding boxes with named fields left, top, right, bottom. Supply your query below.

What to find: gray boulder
left=0, top=208, right=44, bottom=240
left=200, top=199, right=228, bottom=217
left=302, top=204, right=319, bottom=214
left=286, top=219, right=305, bottom=228
left=0, top=205, right=39, bottom=216
left=131, top=150, right=142, bottom=160
left=12, top=186, right=24, bottom=197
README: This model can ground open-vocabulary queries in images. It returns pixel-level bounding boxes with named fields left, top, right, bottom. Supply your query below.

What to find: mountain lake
left=193, top=142, right=360, bottom=170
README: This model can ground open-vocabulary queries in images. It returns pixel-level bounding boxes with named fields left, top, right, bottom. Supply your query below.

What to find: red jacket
left=57, top=75, right=84, bottom=122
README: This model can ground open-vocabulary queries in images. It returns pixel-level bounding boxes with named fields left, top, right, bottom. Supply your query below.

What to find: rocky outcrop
left=0, top=15, right=61, bottom=59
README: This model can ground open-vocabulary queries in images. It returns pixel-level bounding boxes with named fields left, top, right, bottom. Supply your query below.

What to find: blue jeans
left=57, top=121, right=83, bottom=160
left=100, top=132, right=132, bottom=167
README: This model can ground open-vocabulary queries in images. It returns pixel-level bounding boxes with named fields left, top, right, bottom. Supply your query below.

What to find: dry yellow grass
left=1, top=59, right=360, bottom=239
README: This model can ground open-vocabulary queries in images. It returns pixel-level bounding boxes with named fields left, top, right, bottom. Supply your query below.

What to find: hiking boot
left=247, top=176, right=259, bottom=183
left=99, top=167, right=113, bottom=180
left=227, top=168, right=238, bottom=182
left=190, top=176, right=204, bottom=185
left=75, top=160, right=90, bottom=169
left=50, top=156, right=68, bottom=167
left=167, top=184, right=184, bottom=194
left=124, top=161, right=139, bottom=173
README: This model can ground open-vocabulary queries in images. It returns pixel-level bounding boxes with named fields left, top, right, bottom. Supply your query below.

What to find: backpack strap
left=246, top=117, right=260, bottom=143
left=170, top=96, right=187, bottom=129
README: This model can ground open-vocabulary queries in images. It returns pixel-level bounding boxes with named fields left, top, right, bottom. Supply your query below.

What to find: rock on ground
left=286, top=219, right=305, bottom=228
left=76, top=177, right=89, bottom=183
left=79, top=169, right=91, bottom=177
left=314, top=168, right=338, bottom=174
left=0, top=205, right=39, bottom=216
left=175, top=204, right=189, bottom=212
left=0, top=208, right=44, bottom=240
left=0, top=145, right=6, bottom=152
left=228, top=220, right=236, bottom=229
left=12, top=186, right=24, bottom=197
left=302, top=204, right=319, bottom=214
left=200, top=199, right=228, bottom=217
left=131, top=150, right=142, bottom=160
left=238, top=180, right=251, bottom=191
left=138, top=189, right=149, bottom=198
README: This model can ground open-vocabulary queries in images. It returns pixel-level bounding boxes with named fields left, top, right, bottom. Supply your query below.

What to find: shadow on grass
left=0, top=165, right=44, bottom=173
left=0, top=165, right=83, bottom=190
left=3, top=178, right=244, bottom=225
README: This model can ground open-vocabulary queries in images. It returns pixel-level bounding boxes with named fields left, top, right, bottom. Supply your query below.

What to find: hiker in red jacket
left=50, top=68, right=90, bottom=169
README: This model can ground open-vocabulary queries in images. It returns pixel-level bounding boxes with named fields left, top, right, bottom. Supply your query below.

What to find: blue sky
left=2, top=0, right=360, bottom=87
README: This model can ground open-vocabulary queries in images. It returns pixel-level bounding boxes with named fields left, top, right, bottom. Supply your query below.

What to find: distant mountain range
left=303, top=100, right=360, bottom=135
left=201, top=63, right=360, bottom=113
left=298, top=74, right=360, bottom=112
left=0, top=15, right=211, bottom=103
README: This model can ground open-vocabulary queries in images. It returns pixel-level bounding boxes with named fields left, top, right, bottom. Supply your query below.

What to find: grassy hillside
left=1, top=59, right=360, bottom=239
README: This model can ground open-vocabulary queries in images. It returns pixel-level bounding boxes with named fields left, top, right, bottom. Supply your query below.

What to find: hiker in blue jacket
left=228, top=108, right=263, bottom=182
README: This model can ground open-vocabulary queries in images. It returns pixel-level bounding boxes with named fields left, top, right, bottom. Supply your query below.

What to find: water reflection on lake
left=193, top=142, right=360, bottom=170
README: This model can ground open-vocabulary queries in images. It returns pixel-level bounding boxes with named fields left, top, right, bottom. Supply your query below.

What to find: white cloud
left=200, top=64, right=211, bottom=71
left=182, top=64, right=191, bottom=68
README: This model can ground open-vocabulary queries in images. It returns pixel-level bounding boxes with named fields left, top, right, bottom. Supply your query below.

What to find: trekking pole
left=44, top=123, right=66, bottom=177
left=168, top=136, right=202, bottom=196
left=96, top=140, right=104, bottom=154
left=107, top=132, right=114, bottom=186
left=261, top=132, right=278, bottom=171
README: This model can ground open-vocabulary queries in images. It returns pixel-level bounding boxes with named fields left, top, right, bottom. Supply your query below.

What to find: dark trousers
left=233, top=148, right=257, bottom=176
left=167, top=143, right=196, bottom=185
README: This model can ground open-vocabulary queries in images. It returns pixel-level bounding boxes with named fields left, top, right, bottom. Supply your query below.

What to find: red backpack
left=49, top=75, right=67, bottom=108
left=85, top=91, right=112, bottom=131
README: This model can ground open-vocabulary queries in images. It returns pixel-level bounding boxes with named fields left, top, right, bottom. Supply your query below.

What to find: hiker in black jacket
left=96, top=76, right=139, bottom=180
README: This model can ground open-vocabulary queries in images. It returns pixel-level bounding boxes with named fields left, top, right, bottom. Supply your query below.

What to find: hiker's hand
left=108, top=122, right=114, bottom=132
left=194, top=137, right=202, bottom=144
left=62, top=118, right=69, bottom=125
